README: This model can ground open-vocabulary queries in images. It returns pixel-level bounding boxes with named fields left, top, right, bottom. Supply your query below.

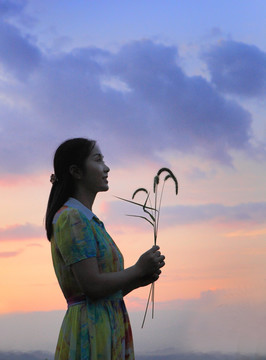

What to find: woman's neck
left=72, top=189, right=96, bottom=211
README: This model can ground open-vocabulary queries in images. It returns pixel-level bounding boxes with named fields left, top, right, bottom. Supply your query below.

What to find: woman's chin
left=100, top=185, right=109, bottom=192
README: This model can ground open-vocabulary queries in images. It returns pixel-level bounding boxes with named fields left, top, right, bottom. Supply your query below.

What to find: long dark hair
left=45, top=137, right=96, bottom=241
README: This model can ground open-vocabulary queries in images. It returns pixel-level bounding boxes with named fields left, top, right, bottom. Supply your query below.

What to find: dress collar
left=65, top=197, right=95, bottom=221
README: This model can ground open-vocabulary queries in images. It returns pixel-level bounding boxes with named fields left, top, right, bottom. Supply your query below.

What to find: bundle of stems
left=116, top=167, right=178, bottom=327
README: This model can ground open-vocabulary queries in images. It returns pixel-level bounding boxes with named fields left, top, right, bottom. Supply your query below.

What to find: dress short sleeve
left=53, top=208, right=97, bottom=266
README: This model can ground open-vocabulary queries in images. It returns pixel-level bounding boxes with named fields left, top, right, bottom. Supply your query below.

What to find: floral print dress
left=51, top=197, right=134, bottom=360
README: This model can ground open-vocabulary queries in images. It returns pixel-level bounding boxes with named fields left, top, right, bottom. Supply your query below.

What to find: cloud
left=161, top=201, right=266, bottom=226
left=1, top=289, right=265, bottom=356
left=0, top=223, right=45, bottom=241
left=0, top=0, right=26, bottom=19
left=208, top=27, right=223, bottom=38
left=203, top=40, right=266, bottom=97
left=105, top=201, right=266, bottom=230
left=0, top=351, right=260, bottom=360
left=0, top=351, right=53, bottom=360
left=0, top=21, right=41, bottom=80
left=0, top=21, right=262, bottom=175
left=0, top=249, right=23, bottom=257
left=130, top=289, right=266, bottom=356
left=137, top=353, right=262, bottom=360
left=106, top=40, right=253, bottom=163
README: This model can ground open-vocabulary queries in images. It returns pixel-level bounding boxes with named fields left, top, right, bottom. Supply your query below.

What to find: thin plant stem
left=152, top=282, right=155, bottom=319
left=114, top=196, right=157, bottom=212
left=147, top=193, right=155, bottom=220
left=126, top=214, right=154, bottom=227
left=143, top=193, right=156, bottom=223
left=156, top=179, right=166, bottom=236
left=141, top=283, right=153, bottom=328
left=151, top=179, right=159, bottom=323
left=151, top=181, right=158, bottom=324
left=154, top=182, right=158, bottom=246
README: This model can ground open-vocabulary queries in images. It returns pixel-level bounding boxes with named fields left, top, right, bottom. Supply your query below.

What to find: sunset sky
left=0, top=0, right=265, bottom=358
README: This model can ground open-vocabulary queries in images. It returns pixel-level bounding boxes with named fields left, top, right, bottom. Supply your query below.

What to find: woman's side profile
left=45, top=137, right=165, bottom=360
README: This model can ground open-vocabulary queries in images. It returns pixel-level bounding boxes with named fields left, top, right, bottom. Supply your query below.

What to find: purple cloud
left=0, top=223, right=45, bottom=241
left=203, top=40, right=266, bottom=97
left=106, top=201, right=266, bottom=230
left=0, top=249, right=23, bottom=257
left=160, top=201, right=266, bottom=226
left=0, top=21, right=41, bottom=80
left=108, top=40, right=253, bottom=162
left=0, top=22, right=262, bottom=175
left=0, top=0, right=26, bottom=18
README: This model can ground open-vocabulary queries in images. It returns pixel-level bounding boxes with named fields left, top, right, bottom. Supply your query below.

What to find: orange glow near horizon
left=1, top=219, right=265, bottom=314
left=0, top=163, right=265, bottom=315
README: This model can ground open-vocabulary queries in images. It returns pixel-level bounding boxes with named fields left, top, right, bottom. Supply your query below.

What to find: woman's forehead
left=90, top=143, right=103, bottom=156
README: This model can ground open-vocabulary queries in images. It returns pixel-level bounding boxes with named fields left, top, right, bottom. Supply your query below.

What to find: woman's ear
left=69, top=164, right=82, bottom=180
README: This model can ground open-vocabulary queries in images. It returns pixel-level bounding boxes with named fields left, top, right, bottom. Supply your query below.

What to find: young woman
left=45, top=138, right=165, bottom=360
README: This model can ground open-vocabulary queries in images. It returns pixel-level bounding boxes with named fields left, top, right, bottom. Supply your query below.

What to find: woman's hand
left=137, top=269, right=162, bottom=287
left=72, top=245, right=165, bottom=299
left=135, top=245, right=165, bottom=279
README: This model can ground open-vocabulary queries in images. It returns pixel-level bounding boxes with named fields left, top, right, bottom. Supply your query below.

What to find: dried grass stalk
left=116, top=167, right=178, bottom=327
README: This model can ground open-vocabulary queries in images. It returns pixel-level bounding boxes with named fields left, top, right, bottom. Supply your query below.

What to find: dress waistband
left=66, top=291, right=123, bottom=307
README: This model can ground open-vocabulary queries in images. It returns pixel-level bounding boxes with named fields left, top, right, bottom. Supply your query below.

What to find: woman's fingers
left=153, top=274, right=160, bottom=281
left=157, top=261, right=165, bottom=270
left=154, top=254, right=165, bottom=263
left=152, top=249, right=165, bottom=270
left=137, top=245, right=165, bottom=277
left=149, top=245, right=160, bottom=253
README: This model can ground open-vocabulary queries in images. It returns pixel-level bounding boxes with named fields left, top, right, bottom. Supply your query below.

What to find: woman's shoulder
left=52, top=198, right=97, bottom=230
left=52, top=205, right=83, bottom=226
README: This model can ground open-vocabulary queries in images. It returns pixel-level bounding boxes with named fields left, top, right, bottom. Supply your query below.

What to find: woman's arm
left=71, top=245, right=165, bottom=300
left=122, top=269, right=162, bottom=297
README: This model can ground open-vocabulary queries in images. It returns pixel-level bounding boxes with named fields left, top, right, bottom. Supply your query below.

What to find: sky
left=0, top=0, right=266, bottom=358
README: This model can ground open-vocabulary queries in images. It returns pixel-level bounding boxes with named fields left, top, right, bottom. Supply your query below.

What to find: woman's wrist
left=121, top=265, right=141, bottom=296
left=132, top=263, right=142, bottom=279
left=122, top=280, right=139, bottom=296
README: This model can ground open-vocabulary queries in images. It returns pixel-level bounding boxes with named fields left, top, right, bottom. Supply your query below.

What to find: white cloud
left=0, top=289, right=265, bottom=356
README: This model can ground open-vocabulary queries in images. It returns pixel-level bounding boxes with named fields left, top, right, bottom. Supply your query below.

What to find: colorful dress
left=51, top=197, right=134, bottom=360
